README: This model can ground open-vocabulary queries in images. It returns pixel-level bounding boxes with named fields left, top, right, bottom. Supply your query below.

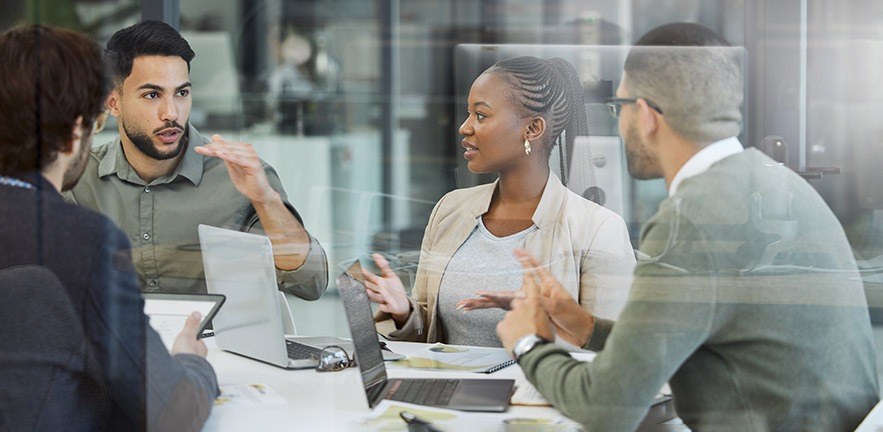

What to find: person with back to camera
left=363, top=56, right=636, bottom=347
left=0, top=24, right=218, bottom=431
left=496, top=22, right=880, bottom=431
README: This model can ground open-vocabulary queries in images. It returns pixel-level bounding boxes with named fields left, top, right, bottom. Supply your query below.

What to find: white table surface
left=201, top=339, right=583, bottom=431
left=855, top=399, right=883, bottom=432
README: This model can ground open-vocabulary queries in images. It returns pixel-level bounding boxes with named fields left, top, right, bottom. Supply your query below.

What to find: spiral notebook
left=389, top=343, right=515, bottom=374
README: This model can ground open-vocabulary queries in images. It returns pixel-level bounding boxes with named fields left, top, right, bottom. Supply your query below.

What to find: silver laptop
left=337, top=261, right=515, bottom=412
left=198, top=224, right=351, bottom=369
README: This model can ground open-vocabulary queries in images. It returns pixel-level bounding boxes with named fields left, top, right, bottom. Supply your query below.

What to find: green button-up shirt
left=65, top=125, right=328, bottom=300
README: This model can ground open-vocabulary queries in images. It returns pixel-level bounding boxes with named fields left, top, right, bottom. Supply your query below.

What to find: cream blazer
left=376, top=173, right=636, bottom=343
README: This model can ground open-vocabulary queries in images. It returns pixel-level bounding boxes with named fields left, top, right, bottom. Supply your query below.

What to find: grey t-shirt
left=437, top=217, right=537, bottom=347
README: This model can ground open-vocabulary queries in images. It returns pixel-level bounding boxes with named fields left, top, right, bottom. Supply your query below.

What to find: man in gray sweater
left=497, top=22, right=880, bottom=431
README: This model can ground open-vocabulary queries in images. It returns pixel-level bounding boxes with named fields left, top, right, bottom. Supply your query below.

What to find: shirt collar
left=467, top=172, right=565, bottom=229
left=97, top=124, right=206, bottom=186
left=669, top=136, right=743, bottom=196
left=1, top=171, right=54, bottom=192
left=531, top=173, right=566, bottom=228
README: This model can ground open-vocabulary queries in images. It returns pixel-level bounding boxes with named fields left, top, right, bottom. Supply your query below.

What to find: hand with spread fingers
left=513, top=248, right=595, bottom=348
left=195, top=134, right=311, bottom=271
left=195, top=134, right=277, bottom=204
left=496, top=253, right=556, bottom=354
left=456, top=289, right=524, bottom=311
left=361, top=253, right=412, bottom=325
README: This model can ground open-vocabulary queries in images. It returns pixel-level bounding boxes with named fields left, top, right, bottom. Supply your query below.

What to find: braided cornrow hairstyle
left=487, top=56, right=589, bottom=185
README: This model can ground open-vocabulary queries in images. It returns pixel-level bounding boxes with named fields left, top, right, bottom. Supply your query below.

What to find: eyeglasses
left=92, top=110, right=109, bottom=134
left=606, top=97, right=664, bottom=118
left=313, top=345, right=357, bottom=372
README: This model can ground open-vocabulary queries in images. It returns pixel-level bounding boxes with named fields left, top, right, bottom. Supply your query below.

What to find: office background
left=4, top=0, right=883, bottom=383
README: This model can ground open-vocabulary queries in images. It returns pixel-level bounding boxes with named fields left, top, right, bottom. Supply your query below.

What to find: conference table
left=200, top=339, right=583, bottom=431
left=200, top=339, right=689, bottom=431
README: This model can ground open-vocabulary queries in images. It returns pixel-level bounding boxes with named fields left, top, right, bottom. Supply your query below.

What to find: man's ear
left=636, top=99, right=660, bottom=138
left=526, top=116, right=546, bottom=142
left=63, top=116, right=85, bottom=154
left=106, top=89, right=121, bottom=117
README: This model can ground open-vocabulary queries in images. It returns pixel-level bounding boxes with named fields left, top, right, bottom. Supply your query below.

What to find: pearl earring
left=524, top=139, right=532, bottom=156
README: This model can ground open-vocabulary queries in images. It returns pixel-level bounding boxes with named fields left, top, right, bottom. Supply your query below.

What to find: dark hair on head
left=634, top=22, right=731, bottom=47
left=0, top=25, right=109, bottom=175
left=106, top=20, right=195, bottom=87
left=487, top=56, right=588, bottom=184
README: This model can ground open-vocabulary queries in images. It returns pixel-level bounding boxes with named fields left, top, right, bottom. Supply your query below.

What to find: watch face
left=514, top=334, right=548, bottom=360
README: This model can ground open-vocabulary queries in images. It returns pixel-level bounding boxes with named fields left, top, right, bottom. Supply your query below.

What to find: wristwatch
left=511, top=334, right=550, bottom=362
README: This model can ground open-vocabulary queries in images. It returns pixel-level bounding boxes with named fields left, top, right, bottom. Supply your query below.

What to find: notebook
left=390, top=343, right=514, bottom=374
left=337, top=261, right=515, bottom=412
left=198, top=224, right=351, bottom=369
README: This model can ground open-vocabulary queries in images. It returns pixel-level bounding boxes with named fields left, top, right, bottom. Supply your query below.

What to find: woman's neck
left=481, top=163, right=549, bottom=237
left=495, top=164, right=549, bottom=205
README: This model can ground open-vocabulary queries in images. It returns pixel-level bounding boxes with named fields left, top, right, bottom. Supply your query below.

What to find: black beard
left=123, top=121, right=188, bottom=161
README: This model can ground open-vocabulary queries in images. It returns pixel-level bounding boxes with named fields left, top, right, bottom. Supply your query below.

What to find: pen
left=400, top=411, right=443, bottom=432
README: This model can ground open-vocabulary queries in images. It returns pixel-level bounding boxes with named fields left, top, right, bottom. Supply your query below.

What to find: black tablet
left=143, top=293, right=226, bottom=345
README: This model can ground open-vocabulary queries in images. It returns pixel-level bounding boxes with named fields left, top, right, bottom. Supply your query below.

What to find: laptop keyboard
left=388, top=379, right=460, bottom=406
left=286, top=340, right=322, bottom=360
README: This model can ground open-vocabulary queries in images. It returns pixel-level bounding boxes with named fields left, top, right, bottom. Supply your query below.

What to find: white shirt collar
left=668, top=136, right=743, bottom=196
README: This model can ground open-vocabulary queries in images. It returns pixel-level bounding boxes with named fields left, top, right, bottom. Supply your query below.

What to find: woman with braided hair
left=364, top=56, right=635, bottom=347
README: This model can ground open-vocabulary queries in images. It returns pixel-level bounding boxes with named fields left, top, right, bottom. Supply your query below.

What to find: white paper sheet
left=144, top=299, right=217, bottom=349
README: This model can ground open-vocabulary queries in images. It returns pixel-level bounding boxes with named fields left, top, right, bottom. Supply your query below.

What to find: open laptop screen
left=337, top=261, right=388, bottom=393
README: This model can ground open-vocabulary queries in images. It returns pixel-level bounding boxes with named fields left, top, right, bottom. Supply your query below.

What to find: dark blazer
left=0, top=174, right=218, bottom=431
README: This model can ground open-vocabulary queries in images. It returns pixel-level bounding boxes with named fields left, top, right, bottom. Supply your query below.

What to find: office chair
left=0, top=265, right=109, bottom=430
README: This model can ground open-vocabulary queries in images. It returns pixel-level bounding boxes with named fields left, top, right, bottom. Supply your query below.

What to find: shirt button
left=148, top=279, right=157, bottom=287
left=144, top=186, right=151, bottom=193
left=143, top=233, right=151, bottom=240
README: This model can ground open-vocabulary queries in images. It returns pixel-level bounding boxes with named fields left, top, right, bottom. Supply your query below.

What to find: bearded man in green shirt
left=497, top=23, right=879, bottom=432
left=66, top=20, right=328, bottom=300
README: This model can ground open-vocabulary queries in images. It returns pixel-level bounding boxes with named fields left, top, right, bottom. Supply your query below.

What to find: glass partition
left=5, top=0, right=882, bottom=339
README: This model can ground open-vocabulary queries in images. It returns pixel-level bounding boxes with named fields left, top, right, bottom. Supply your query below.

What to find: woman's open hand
left=361, top=253, right=412, bottom=325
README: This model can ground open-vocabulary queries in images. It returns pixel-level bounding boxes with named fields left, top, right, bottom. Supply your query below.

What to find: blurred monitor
left=181, top=31, right=243, bottom=129
left=567, top=135, right=628, bottom=219
left=847, top=43, right=883, bottom=211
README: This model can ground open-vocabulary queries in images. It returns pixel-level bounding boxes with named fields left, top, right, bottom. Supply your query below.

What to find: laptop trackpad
left=447, top=380, right=513, bottom=412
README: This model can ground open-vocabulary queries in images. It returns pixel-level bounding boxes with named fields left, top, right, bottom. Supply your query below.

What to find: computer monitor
left=181, top=31, right=243, bottom=129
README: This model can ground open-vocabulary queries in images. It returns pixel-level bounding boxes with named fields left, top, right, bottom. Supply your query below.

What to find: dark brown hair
left=0, top=25, right=108, bottom=175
